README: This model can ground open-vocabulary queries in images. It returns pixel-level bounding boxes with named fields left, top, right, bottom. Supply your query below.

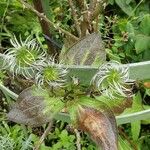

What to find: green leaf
left=108, top=0, right=115, bottom=5
left=41, top=0, right=51, bottom=20
left=106, top=49, right=121, bottom=62
left=0, top=71, right=6, bottom=81
left=143, top=49, right=150, bottom=61
left=118, top=136, right=132, bottom=150
left=96, top=96, right=132, bottom=115
left=123, top=92, right=143, bottom=141
left=141, top=104, right=150, bottom=124
left=126, top=0, right=132, bottom=5
left=115, top=0, right=134, bottom=16
left=140, top=14, right=150, bottom=36
left=0, top=135, right=14, bottom=150
left=131, top=121, right=141, bottom=141
left=67, top=101, right=79, bottom=124
left=40, top=144, right=50, bottom=150
left=21, top=134, right=33, bottom=150
left=126, top=22, right=135, bottom=40
left=117, top=109, right=150, bottom=125
left=117, top=19, right=128, bottom=31
left=135, top=34, right=150, bottom=53
left=146, top=89, right=150, bottom=96
left=132, top=92, right=143, bottom=112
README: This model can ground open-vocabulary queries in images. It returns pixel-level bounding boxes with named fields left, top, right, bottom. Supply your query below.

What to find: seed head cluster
left=0, top=35, right=68, bottom=88
left=91, top=61, right=133, bottom=99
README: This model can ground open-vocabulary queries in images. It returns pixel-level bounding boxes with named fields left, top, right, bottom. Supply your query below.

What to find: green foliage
left=103, top=0, right=150, bottom=62
left=118, top=136, right=132, bottom=150
left=0, top=0, right=45, bottom=51
left=41, top=0, right=72, bottom=41
left=0, top=135, right=14, bottom=150
left=105, top=14, right=150, bottom=62
left=0, top=0, right=41, bottom=36
left=96, top=95, right=132, bottom=115
left=130, top=92, right=143, bottom=141
left=115, top=0, right=134, bottom=16
left=48, top=129, right=76, bottom=150
left=47, top=126, right=99, bottom=150
left=0, top=0, right=150, bottom=149
left=137, top=135, right=150, bottom=150
left=135, top=14, right=150, bottom=54
left=119, top=90, right=150, bottom=148
left=0, top=122, right=33, bottom=150
left=0, top=71, right=6, bottom=81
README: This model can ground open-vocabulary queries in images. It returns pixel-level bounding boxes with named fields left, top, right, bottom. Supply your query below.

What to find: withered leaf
left=77, top=105, right=118, bottom=150
left=7, top=87, right=52, bottom=127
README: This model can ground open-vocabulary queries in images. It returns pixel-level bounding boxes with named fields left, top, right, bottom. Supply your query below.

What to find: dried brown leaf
left=78, top=106, right=118, bottom=150
left=7, top=87, right=52, bottom=127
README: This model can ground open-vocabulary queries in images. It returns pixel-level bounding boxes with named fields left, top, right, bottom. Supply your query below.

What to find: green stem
left=116, top=109, right=150, bottom=125
left=55, top=109, right=150, bottom=125
left=68, top=61, right=150, bottom=85
left=127, top=0, right=144, bottom=20
left=0, top=0, right=10, bottom=33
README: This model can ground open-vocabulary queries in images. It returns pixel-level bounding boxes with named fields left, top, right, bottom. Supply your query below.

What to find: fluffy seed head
left=35, top=58, right=68, bottom=88
left=91, top=61, right=134, bottom=99
left=1, top=35, right=46, bottom=79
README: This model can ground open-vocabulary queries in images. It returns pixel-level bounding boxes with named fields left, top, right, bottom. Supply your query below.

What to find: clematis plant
left=91, top=61, right=134, bottom=99
left=35, top=58, right=68, bottom=88
left=0, top=34, right=134, bottom=150
left=1, top=35, right=46, bottom=79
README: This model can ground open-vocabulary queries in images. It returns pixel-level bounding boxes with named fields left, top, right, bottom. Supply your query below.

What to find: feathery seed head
left=35, top=58, right=68, bottom=88
left=91, top=61, right=134, bottom=99
left=1, top=35, right=46, bottom=78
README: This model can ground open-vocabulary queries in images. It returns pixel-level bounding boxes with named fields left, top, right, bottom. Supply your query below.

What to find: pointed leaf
left=76, top=97, right=118, bottom=149
left=122, top=92, right=143, bottom=141
left=131, top=93, right=142, bottom=141
left=131, top=121, right=141, bottom=141
left=118, top=136, right=132, bottom=150
left=60, top=33, right=106, bottom=66
left=96, top=96, right=132, bottom=115
left=126, top=22, right=135, bottom=40
left=115, top=0, right=134, bottom=16
left=67, top=102, right=79, bottom=125
left=135, top=34, right=150, bottom=53
left=140, top=14, right=150, bottom=36
left=77, top=106, right=118, bottom=150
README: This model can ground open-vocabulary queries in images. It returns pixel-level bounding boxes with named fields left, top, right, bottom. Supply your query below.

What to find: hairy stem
left=34, top=122, right=53, bottom=150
